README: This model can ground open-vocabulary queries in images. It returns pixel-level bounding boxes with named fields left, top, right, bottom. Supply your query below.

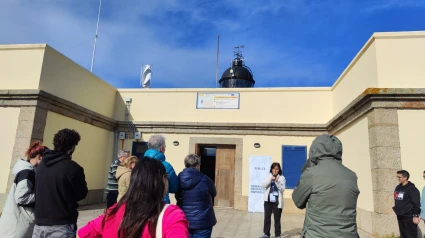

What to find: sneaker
left=275, top=236, right=281, bottom=238
left=259, top=235, right=270, bottom=238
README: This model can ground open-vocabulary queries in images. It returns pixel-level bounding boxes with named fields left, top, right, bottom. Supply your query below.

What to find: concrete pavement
left=77, top=204, right=373, bottom=238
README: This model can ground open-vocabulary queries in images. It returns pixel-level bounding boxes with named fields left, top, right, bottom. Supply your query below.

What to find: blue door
left=282, top=146, right=307, bottom=189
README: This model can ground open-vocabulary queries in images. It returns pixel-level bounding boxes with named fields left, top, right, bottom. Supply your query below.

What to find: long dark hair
left=102, top=157, right=166, bottom=238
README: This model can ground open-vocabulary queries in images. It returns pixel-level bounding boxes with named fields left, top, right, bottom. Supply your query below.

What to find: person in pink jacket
left=77, top=157, right=189, bottom=238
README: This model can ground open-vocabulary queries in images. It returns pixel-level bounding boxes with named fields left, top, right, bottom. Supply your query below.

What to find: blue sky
left=1, top=0, right=424, bottom=88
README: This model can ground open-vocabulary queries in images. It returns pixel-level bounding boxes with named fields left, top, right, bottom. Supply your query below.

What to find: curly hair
left=25, top=141, right=47, bottom=160
left=120, top=156, right=139, bottom=168
left=53, top=129, right=81, bottom=152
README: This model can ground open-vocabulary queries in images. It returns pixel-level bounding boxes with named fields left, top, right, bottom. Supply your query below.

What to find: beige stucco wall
left=0, top=45, right=45, bottom=89
left=331, top=41, right=379, bottom=116
left=375, top=34, right=425, bottom=88
left=38, top=46, right=117, bottom=118
left=398, top=110, right=425, bottom=194
left=335, top=116, right=374, bottom=212
left=0, top=108, right=20, bottom=193
left=115, top=88, right=332, bottom=124
left=120, top=133, right=314, bottom=197
left=43, top=111, right=114, bottom=190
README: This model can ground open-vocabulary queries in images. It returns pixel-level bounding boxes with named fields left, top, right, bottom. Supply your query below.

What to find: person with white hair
left=144, top=135, right=179, bottom=204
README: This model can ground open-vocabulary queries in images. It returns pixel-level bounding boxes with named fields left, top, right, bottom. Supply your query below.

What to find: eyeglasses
left=396, top=176, right=405, bottom=179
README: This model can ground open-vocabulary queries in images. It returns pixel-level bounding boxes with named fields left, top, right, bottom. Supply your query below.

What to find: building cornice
left=1, top=88, right=425, bottom=136
left=0, top=90, right=117, bottom=131
left=119, top=88, right=425, bottom=136
left=327, top=88, right=425, bottom=134
left=117, top=121, right=328, bottom=136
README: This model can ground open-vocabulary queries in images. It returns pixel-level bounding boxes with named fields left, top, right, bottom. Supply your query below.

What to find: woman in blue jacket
left=176, top=154, right=217, bottom=238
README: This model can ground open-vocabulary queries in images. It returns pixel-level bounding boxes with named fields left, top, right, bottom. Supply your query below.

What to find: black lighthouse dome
left=219, top=47, right=255, bottom=88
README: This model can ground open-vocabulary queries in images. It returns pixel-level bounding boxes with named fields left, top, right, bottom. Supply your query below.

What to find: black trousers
left=106, top=191, right=118, bottom=208
left=397, top=216, right=418, bottom=238
left=263, top=201, right=282, bottom=236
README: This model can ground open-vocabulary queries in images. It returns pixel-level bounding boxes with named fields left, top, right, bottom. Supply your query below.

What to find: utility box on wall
left=134, top=132, right=141, bottom=140
left=119, top=132, right=126, bottom=140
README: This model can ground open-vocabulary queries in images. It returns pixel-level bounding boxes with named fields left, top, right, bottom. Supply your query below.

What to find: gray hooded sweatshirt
left=0, top=159, right=36, bottom=238
left=292, top=135, right=360, bottom=238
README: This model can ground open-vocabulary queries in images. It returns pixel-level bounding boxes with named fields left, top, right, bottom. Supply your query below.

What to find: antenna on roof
left=215, top=34, right=220, bottom=88
left=234, top=45, right=244, bottom=61
left=90, top=0, right=102, bottom=72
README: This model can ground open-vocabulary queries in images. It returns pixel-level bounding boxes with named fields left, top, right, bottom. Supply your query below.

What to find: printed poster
left=248, top=155, right=272, bottom=213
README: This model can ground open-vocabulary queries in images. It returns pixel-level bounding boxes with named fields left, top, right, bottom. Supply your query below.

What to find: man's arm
left=166, top=163, right=179, bottom=194
left=411, top=187, right=421, bottom=216
left=291, top=169, right=314, bottom=209
left=72, top=166, right=88, bottom=202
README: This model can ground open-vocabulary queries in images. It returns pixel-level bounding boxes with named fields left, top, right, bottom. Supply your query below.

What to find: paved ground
left=77, top=204, right=373, bottom=238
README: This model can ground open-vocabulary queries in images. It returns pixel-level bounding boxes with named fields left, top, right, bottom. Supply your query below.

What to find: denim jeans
left=189, top=228, right=213, bottom=238
left=32, top=224, right=76, bottom=238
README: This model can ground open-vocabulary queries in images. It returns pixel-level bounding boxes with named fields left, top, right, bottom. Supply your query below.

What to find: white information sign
left=196, top=93, right=240, bottom=109
left=248, top=155, right=272, bottom=213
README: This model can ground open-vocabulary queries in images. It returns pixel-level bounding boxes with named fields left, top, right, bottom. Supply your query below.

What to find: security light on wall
left=124, top=97, right=132, bottom=103
left=173, top=141, right=179, bottom=146
left=254, top=143, right=260, bottom=148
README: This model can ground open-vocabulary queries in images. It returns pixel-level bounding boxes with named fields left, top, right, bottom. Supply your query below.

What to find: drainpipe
left=113, top=130, right=118, bottom=163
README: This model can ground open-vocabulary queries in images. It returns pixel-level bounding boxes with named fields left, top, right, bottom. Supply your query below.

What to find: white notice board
left=196, top=92, right=240, bottom=109
left=248, top=155, right=272, bottom=213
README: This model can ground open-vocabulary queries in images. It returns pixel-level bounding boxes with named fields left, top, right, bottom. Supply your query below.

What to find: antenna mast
left=90, top=0, right=102, bottom=72
left=215, top=34, right=220, bottom=88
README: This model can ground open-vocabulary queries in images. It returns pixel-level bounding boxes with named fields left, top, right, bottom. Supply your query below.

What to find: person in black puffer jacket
left=176, top=154, right=217, bottom=238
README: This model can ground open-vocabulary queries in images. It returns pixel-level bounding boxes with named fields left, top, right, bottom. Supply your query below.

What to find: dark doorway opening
left=198, top=146, right=216, bottom=205
left=132, top=141, right=148, bottom=160
left=199, top=146, right=216, bottom=183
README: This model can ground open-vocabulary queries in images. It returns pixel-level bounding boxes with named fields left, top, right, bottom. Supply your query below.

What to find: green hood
left=300, top=134, right=343, bottom=173
left=309, top=134, right=342, bottom=165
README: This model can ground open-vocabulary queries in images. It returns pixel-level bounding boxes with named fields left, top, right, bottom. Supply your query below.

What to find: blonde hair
left=120, top=156, right=138, bottom=168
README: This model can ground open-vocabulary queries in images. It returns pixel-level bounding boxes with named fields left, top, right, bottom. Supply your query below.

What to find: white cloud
left=1, top=0, right=422, bottom=88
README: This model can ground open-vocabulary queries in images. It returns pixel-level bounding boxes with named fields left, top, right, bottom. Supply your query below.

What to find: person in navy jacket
left=176, top=154, right=217, bottom=238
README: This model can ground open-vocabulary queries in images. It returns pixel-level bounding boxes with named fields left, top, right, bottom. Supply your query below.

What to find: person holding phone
left=260, top=163, right=286, bottom=238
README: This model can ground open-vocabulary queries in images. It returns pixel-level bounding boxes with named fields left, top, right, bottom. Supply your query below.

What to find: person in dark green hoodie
left=292, top=134, right=360, bottom=238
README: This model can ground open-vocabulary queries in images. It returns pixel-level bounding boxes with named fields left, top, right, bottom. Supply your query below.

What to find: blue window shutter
left=282, top=146, right=307, bottom=189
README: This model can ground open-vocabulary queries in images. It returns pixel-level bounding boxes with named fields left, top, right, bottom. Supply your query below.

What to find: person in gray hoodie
left=0, top=141, right=47, bottom=238
left=292, top=134, right=360, bottom=238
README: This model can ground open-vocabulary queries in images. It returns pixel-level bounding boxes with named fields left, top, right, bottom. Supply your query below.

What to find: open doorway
left=196, top=144, right=235, bottom=207
left=198, top=146, right=217, bottom=204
